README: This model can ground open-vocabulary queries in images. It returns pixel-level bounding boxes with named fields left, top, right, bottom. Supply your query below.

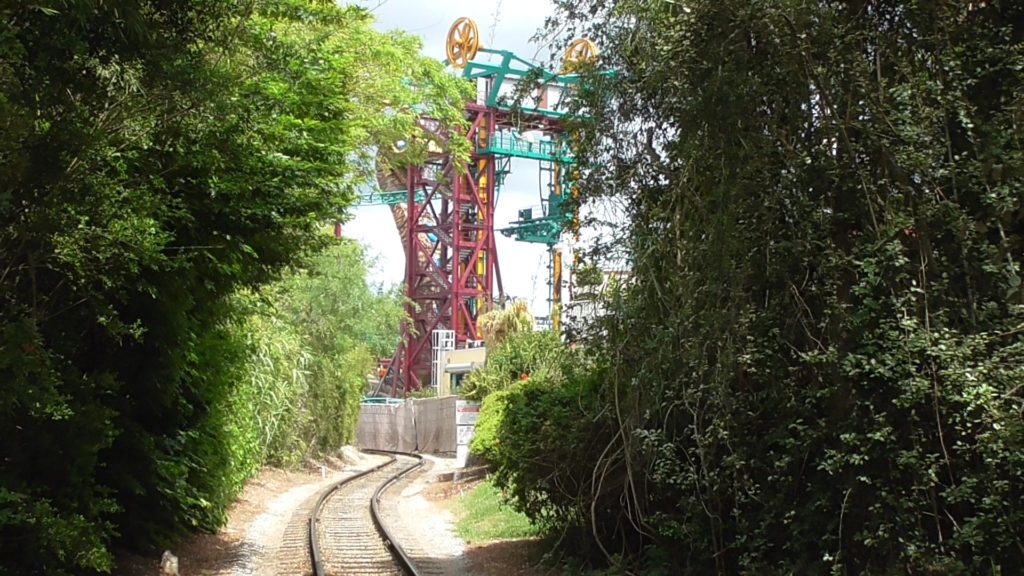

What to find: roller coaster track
left=309, top=450, right=425, bottom=576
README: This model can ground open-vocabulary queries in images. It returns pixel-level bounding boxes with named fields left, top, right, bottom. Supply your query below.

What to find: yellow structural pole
left=553, top=248, right=562, bottom=332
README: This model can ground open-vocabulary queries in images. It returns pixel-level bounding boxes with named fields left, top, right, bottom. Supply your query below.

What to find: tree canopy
left=0, top=0, right=469, bottom=572
left=471, top=1, right=1023, bottom=573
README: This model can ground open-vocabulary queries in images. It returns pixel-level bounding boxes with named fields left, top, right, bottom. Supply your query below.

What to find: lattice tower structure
left=394, top=104, right=569, bottom=393
left=381, top=18, right=604, bottom=396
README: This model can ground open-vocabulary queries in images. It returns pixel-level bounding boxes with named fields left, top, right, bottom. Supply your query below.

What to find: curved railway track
left=309, top=450, right=426, bottom=576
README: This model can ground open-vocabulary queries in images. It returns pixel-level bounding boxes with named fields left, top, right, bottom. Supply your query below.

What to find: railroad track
left=309, top=450, right=426, bottom=576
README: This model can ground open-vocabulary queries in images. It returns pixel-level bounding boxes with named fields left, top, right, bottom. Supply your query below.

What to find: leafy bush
left=462, top=330, right=564, bottom=400
left=265, top=239, right=402, bottom=459
left=468, top=334, right=629, bottom=560
left=575, top=265, right=604, bottom=288
left=0, top=321, right=119, bottom=574
left=223, top=295, right=310, bottom=469
left=0, top=489, right=115, bottom=576
left=471, top=366, right=614, bottom=531
left=538, top=0, right=1024, bottom=573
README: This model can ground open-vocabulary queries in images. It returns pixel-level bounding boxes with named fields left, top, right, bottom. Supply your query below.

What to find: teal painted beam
left=355, top=188, right=424, bottom=206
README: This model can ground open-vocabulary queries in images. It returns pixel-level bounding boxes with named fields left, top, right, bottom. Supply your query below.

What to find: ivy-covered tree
left=510, top=0, right=1023, bottom=573
left=0, top=0, right=469, bottom=572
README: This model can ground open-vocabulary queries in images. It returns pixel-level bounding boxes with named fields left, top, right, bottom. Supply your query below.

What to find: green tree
left=0, top=0, right=469, bottom=571
left=520, top=0, right=1024, bottom=573
left=263, top=237, right=406, bottom=461
left=201, top=236, right=406, bottom=476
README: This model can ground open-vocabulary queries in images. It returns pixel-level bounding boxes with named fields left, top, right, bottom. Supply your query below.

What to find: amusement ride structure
left=360, top=18, right=602, bottom=396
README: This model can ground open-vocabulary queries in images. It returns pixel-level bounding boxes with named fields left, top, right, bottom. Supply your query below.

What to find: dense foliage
left=475, top=1, right=1024, bottom=574
left=223, top=238, right=405, bottom=471
left=462, top=302, right=539, bottom=400
left=0, top=0, right=467, bottom=573
left=469, top=333, right=617, bottom=553
left=464, top=329, right=564, bottom=401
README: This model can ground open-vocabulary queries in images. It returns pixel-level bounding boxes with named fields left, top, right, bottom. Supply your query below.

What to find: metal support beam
left=394, top=108, right=500, bottom=395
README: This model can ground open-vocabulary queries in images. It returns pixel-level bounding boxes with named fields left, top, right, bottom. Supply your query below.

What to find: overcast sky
left=343, top=0, right=562, bottom=316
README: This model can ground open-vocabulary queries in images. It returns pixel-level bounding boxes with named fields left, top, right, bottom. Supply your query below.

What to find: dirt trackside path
left=114, top=450, right=560, bottom=576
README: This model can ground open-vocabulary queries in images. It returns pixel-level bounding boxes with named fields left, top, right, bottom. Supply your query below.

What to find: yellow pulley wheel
left=446, top=17, right=481, bottom=69
left=563, top=38, right=599, bottom=72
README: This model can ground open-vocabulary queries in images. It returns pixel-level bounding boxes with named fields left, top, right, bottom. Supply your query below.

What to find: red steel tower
left=386, top=18, right=599, bottom=395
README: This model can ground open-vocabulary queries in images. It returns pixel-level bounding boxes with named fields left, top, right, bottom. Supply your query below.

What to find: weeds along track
left=310, top=451, right=424, bottom=576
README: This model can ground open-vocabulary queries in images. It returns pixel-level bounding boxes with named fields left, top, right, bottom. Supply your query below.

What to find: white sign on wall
left=456, top=401, right=481, bottom=427
left=455, top=400, right=481, bottom=467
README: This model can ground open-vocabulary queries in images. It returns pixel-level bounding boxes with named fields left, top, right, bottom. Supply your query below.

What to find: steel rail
left=367, top=450, right=425, bottom=576
left=308, top=450, right=425, bottom=576
left=309, top=453, right=395, bottom=576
